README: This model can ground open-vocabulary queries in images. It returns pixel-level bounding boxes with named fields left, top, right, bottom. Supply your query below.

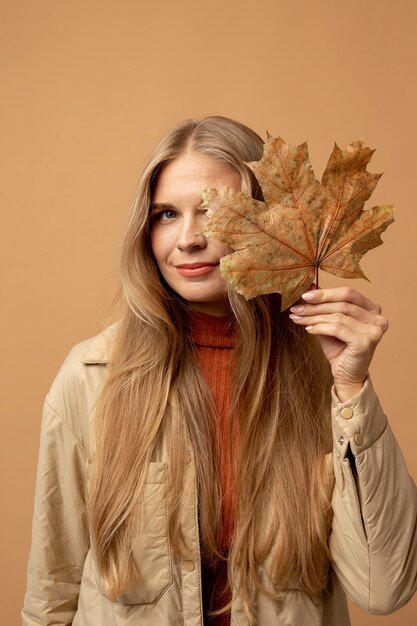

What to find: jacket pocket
left=96, top=462, right=173, bottom=606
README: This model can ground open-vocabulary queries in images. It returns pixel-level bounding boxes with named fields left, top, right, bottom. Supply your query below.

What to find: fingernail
left=290, top=305, right=304, bottom=313
left=305, top=326, right=313, bottom=331
left=289, top=314, right=302, bottom=320
left=302, top=292, right=316, bottom=302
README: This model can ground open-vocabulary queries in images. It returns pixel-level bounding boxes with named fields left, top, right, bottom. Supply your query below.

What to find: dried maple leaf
left=201, top=136, right=394, bottom=310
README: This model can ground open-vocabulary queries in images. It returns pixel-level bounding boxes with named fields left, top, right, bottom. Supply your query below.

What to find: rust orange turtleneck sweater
left=189, top=310, right=236, bottom=626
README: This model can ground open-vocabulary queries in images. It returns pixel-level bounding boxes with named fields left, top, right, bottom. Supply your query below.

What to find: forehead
left=153, top=152, right=241, bottom=202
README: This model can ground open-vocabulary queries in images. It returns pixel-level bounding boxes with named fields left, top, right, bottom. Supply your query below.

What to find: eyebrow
left=149, top=202, right=175, bottom=212
left=149, top=201, right=205, bottom=212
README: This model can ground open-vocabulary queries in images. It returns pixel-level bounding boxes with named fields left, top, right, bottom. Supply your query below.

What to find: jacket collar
left=81, top=323, right=118, bottom=364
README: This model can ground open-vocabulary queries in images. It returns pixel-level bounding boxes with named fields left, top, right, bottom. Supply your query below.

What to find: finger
left=301, top=287, right=382, bottom=314
left=303, top=318, right=385, bottom=346
left=290, top=312, right=383, bottom=336
left=290, top=301, right=381, bottom=324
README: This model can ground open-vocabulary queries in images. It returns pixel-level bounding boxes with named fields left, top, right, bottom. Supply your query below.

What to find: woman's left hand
left=289, top=287, right=389, bottom=402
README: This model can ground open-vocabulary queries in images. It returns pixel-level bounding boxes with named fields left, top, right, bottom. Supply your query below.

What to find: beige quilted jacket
left=22, top=327, right=417, bottom=625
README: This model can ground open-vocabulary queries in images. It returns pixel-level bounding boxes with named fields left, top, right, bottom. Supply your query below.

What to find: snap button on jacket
left=22, top=327, right=417, bottom=625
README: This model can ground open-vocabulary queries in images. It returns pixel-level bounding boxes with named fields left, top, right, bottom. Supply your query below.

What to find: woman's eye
left=154, top=209, right=177, bottom=223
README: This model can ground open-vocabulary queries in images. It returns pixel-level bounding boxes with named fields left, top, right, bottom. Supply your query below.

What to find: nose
left=176, top=217, right=207, bottom=251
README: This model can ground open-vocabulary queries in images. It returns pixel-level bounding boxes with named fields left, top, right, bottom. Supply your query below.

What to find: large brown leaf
left=201, top=136, right=394, bottom=310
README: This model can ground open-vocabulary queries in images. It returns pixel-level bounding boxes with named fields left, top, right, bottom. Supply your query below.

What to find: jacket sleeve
left=22, top=399, right=89, bottom=626
left=329, top=377, right=417, bottom=614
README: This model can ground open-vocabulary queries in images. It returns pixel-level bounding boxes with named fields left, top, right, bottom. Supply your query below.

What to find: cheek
left=215, top=241, right=233, bottom=258
left=150, top=229, right=168, bottom=263
left=206, top=232, right=232, bottom=258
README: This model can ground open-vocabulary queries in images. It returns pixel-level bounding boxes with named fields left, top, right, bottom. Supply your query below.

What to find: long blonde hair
left=88, top=116, right=334, bottom=619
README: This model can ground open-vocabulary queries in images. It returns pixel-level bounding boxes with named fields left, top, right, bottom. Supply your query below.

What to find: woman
left=22, top=116, right=417, bottom=626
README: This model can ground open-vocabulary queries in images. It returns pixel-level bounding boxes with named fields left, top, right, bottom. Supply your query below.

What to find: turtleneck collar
left=188, top=310, right=236, bottom=349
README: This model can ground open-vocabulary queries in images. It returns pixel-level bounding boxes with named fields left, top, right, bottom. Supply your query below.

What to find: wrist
left=334, top=379, right=366, bottom=402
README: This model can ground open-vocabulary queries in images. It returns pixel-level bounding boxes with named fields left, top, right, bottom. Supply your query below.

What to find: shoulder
left=77, top=322, right=118, bottom=365
left=49, top=323, right=117, bottom=391
left=45, top=324, right=118, bottom=449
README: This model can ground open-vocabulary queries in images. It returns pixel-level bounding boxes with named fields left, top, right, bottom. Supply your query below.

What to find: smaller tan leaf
left=202, top=136, right=394, bottom=311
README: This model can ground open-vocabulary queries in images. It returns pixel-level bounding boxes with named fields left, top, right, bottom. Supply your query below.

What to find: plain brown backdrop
left=1, top=1, right=416, bottom=624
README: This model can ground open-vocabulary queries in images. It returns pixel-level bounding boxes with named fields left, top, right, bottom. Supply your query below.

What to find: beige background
left=1, top=1, right=416, bottom=624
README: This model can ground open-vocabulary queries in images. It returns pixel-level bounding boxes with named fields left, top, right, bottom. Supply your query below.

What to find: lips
left=175, top=262, right=219, bottom=277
